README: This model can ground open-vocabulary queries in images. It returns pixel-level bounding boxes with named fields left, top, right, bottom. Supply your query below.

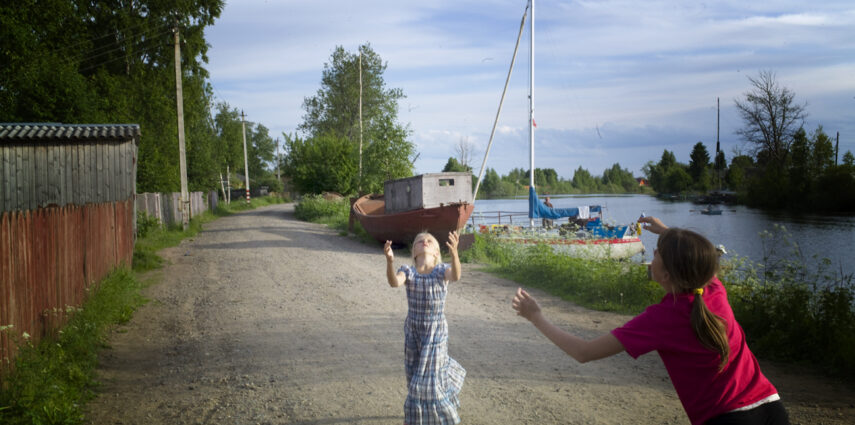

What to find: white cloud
left=206, top=0, right=855, bottom=179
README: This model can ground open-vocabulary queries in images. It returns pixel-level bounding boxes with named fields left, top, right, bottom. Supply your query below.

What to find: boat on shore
left=474, top=188, right=644, bottom=259
left=351, top=172, right=475, bottom=247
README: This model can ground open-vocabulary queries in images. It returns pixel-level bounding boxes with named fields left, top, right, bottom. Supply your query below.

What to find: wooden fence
left=0, top=123, right=139, bottom=381
left=0, top=200, right=134, bottom=377
left=135, top=191, right=218, bottom=227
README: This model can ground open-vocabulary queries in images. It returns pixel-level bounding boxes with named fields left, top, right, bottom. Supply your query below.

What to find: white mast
left=529, top=0, right=535, bottom=227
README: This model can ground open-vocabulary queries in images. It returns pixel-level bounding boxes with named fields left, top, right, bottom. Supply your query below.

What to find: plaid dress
left=399, top=263, right=466, bottom=425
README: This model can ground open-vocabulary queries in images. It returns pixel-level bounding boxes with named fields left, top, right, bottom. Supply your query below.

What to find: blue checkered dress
left=399, top=263, right=466, bottom=425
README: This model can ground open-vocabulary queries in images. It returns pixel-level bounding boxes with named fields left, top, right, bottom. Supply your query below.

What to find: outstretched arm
left=513, top=288, right=625, bottom=363
left=445, top=231, right=462, bottom=282
left=638, top=216, right=668, bottom=235
left=385, top=240, right=406, bottom=287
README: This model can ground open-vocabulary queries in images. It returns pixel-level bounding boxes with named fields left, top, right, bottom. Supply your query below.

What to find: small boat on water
left=700, top=205, right=723, bottom=215
left=351, top=172, right=475, bottom=247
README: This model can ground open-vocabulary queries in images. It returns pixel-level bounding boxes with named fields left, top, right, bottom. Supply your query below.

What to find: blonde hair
left=658, top=228, right=730, bottom=371
left=412, top=232, right=441, bottom=266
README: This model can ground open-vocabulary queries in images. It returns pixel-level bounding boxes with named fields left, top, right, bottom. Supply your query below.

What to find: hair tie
left=694, top=288, right=704, bottom=296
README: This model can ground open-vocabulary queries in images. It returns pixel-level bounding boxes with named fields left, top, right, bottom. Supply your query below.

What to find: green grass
left=0, top=269, right=146, bottom=424
left=462, top=229, right=855, bottom=382
left=460, top=233, right=662, bottom=314
left=294, top=194, right=374, bottom=243
left=0, top=195, right=286, bottom=424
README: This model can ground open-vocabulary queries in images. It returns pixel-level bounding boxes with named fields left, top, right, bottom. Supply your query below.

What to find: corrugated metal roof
left=0, top=123, right=140, bottom=143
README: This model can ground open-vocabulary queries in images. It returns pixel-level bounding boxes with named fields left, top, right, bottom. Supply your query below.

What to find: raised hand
left=512, top=288, right=541, bottom=321
left=446, top=231, right=459, bottom=253
left=638, top=216, right=668, bottom=235
left=384, top=240, right=395, bottom=261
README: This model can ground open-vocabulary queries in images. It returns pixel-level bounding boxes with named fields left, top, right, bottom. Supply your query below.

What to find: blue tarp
left=527, top=186, right=602, bottom=219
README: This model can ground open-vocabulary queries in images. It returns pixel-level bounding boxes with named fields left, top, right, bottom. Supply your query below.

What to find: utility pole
left=275, top=138, right=281, bottom=184
left=241, top=111, right=251, bottom=204
left=173, top=21, right=190, bottom=230
left=358, top=51, right=363, bottom=194
left=836, top=132, right=840, bottom=165
left=716, top=97, right=721, bottom=191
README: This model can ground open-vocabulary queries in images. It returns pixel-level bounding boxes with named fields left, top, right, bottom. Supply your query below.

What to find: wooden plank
left=14, top=146, right=23, bottom=212
left=1, top=147, right=8, bottom=211
left=73, top=144, right=82, bottom=205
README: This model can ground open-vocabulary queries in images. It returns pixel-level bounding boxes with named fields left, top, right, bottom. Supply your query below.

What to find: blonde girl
left=385, top=231, right=465, bottom=424
left=512, top=217, right=789, bottom=425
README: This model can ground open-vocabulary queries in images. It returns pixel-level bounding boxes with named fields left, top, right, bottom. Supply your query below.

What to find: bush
left=720, top=225, right=855, bottom=379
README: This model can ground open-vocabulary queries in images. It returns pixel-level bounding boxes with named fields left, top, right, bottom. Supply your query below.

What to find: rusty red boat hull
left=352, top=194, right=474, bottom=246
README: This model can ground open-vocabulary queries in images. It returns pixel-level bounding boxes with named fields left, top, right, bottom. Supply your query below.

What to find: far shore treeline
left=2, top=3, right=853, bottom=212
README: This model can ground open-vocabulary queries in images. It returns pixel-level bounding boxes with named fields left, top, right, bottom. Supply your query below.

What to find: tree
left=843, top=151, right=855, bottom=167
left=788, top=127, right=811, bottom=199
left=645, top=150, right=678, bottom=193
left=810, top=126, right=834, bottom=175
left=283, top=133, right=356, bottom=195
left=602, top=163, right=637, bottom=192
left=726, top=155, right=754, bottom=192
left=713, top=150, right=727, bottom=190
left=0, top=1, right=227, bottom=193
left=442, top=157, right=470, bottom=173
left=665, top=167, right=693, bottom=193
left=455, top=136, right=478, bottom=170
left=572, top=167, right=596, bottom=192
left=688, top=142, right=711, bottom=191
left=479, top=168, right=502, bottom=198
left=297, top=44, right=414, bottom=192
left=734, top=70, right=807, bottom=166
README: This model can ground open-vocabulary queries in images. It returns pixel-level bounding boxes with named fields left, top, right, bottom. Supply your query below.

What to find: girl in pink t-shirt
left=512, top=216, right=789, bottom=424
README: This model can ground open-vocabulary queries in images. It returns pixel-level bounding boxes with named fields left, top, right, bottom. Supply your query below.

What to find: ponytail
left=658, top=228, right=730, bottom=370
left=691, top=293, right=730, bottom=371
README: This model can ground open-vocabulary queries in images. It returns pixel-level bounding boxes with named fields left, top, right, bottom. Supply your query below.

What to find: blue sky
left=205, top=0, right=855, bottom=180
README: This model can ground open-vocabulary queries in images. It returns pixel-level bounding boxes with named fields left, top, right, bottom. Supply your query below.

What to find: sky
left=205, top=0, right=855, bottom=180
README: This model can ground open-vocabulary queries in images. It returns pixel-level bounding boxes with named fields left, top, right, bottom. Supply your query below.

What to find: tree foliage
left=734, top=70, right=807, bottom=167
left=0, top=1, right=245, bottom=193
left=291, top=44, right=414, bottom=194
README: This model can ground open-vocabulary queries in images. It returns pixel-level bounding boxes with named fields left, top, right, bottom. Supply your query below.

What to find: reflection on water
left=473, top=194, right=855, bottom=275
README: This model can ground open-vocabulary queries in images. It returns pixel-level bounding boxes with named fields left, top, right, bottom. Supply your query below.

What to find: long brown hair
left=658, top=228, right=730, bottom=370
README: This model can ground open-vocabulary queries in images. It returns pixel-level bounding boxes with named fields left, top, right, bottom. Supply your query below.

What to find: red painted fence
left=0, top=199, right=134, bottom=379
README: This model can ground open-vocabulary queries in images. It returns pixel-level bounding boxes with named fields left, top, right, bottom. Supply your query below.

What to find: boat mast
left=529, top=0, right=535, bottom=227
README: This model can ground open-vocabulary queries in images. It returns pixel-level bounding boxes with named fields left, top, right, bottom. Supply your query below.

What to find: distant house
left=636, top=178, right=649, bottom=187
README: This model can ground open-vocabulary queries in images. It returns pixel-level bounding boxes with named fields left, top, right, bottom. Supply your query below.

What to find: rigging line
left=43, top=20, right=173, bottom=58
left=473, top=2, right=530, bottom=201
left=65, top=25, right=174, bottom=62
left=75, top=38, right=171, bottom=74
left=65, top=27, right=175, bottom=67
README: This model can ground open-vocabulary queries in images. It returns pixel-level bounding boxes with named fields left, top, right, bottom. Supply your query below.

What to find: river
left=472, top=194, right=855, bottom=276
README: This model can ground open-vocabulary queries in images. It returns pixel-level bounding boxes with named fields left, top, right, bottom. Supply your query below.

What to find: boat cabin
left=384, top=172, right=473, bottom=214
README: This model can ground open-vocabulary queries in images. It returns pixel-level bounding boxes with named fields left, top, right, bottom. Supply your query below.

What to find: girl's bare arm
left=445, top=231, right=462, bottom=282
left=513, top=288, right=625, bottom=363
left=384, top=240, right=406, bottom=287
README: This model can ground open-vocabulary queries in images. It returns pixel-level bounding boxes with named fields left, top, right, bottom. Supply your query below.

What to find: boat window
left=439, top=179, right=455, bottom=186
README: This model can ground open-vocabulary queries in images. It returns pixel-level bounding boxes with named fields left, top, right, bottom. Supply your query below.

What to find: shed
left=0, top=123, right=139, bottom=212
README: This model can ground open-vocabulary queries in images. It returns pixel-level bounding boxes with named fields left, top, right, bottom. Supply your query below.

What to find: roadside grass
left=462, top=229, right=855, bottom=382
left=0, top=195, right=287, bottom=424
left=294, top=194, right=374, bottom=243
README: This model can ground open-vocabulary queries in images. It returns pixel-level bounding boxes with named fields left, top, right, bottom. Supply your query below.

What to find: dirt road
left=86, top=203, right=854, bottom=424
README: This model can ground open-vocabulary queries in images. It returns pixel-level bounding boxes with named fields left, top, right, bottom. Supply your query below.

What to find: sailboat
left=471, top=0, right=644, bottom=259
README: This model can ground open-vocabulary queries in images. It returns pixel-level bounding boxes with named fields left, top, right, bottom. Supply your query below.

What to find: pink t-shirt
left=611, top=277, right=777, bottom=424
